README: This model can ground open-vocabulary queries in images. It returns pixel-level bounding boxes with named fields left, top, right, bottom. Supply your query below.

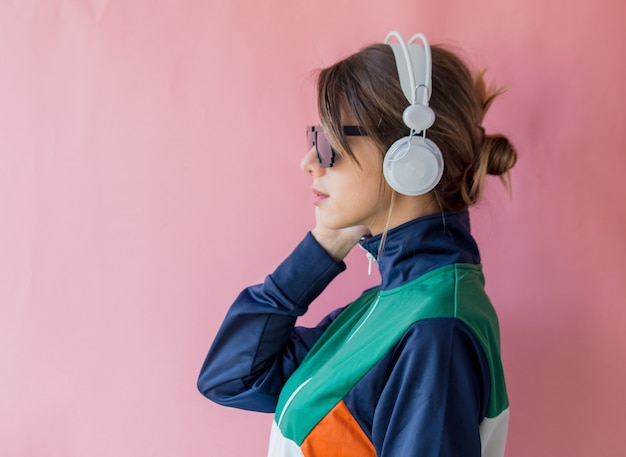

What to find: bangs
left=315, top=44, right=411, bottom=167
left=316, top=59, right=361, bottom=165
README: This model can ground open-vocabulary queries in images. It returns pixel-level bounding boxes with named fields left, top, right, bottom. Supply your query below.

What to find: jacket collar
left=359, top=209, right=480, bottom=291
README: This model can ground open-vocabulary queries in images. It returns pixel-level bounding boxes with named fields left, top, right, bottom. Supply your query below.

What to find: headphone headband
left=384, top=31, right=432, bottom=107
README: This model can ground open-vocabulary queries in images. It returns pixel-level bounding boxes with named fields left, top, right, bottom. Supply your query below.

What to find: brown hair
left=317, top=43, right=517, bottom=211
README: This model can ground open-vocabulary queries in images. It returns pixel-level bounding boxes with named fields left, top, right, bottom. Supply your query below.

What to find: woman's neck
left=369, top=191, right=439, bottom=236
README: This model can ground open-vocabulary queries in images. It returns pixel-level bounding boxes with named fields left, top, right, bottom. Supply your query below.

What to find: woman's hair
left=317, top=43, right=517, bottom=211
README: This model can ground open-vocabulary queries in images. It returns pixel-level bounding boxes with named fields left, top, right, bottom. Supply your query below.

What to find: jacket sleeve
left=376, top=319, right=491, bottom=456
left=197, top=232, right=346, bottom=413
left=345, top=318, right=491, bottom=456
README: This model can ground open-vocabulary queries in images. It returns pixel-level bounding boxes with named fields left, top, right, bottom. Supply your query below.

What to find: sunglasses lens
left=318, top=131, right=335, bottom=168
left=307, top=127, right=334, bottom=168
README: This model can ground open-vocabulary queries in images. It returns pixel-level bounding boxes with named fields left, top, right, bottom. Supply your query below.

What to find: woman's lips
left=312, top=189, right=329, bottom=205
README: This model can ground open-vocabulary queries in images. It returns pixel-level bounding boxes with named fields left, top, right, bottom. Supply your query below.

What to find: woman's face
left=301, top=126, right=394, bottom=236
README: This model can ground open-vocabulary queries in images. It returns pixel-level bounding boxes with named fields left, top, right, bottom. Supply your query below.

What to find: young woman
left=198, top=31, right=517, bottom=457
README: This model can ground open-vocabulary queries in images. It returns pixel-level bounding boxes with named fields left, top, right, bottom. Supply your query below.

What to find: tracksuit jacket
left=198, top=210, right=509, bottom=456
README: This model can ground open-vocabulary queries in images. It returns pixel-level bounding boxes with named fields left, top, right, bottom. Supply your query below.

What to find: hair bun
left=483, top=133, right=517, bottom=177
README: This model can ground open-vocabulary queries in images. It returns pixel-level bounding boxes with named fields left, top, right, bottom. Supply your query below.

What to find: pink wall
left=1, top=0, right=625, bottom=456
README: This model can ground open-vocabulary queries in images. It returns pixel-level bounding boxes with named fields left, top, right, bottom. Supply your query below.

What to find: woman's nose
left=300, top=147, right=323, bottom=175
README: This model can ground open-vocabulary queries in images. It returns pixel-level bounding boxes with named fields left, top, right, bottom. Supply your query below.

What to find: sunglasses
left=306, top=125, right=367, bottom=168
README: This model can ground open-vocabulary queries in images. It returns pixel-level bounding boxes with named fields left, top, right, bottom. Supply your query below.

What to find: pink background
left=1, top=0, right=625, bottom=456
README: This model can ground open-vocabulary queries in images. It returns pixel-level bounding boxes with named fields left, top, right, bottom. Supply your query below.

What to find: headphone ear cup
left=402, top=104, right=435, bottom=132
left=383, top=136, right=444, bottom=196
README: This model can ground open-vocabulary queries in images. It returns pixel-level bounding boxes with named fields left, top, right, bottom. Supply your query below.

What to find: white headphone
left=383, top=31, right=444, bottom=196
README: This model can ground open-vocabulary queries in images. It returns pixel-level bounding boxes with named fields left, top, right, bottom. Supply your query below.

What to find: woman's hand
left=311, top=208, right=371, bottom=262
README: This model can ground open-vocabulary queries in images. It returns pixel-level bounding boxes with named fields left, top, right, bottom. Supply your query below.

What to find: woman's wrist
left=311, top=225, right=369, bottom=262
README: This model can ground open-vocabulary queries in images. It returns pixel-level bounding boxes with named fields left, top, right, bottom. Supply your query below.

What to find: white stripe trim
left=276, top=377, right=312, bottom=428
left=346, top=296, right=380, bottom=343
